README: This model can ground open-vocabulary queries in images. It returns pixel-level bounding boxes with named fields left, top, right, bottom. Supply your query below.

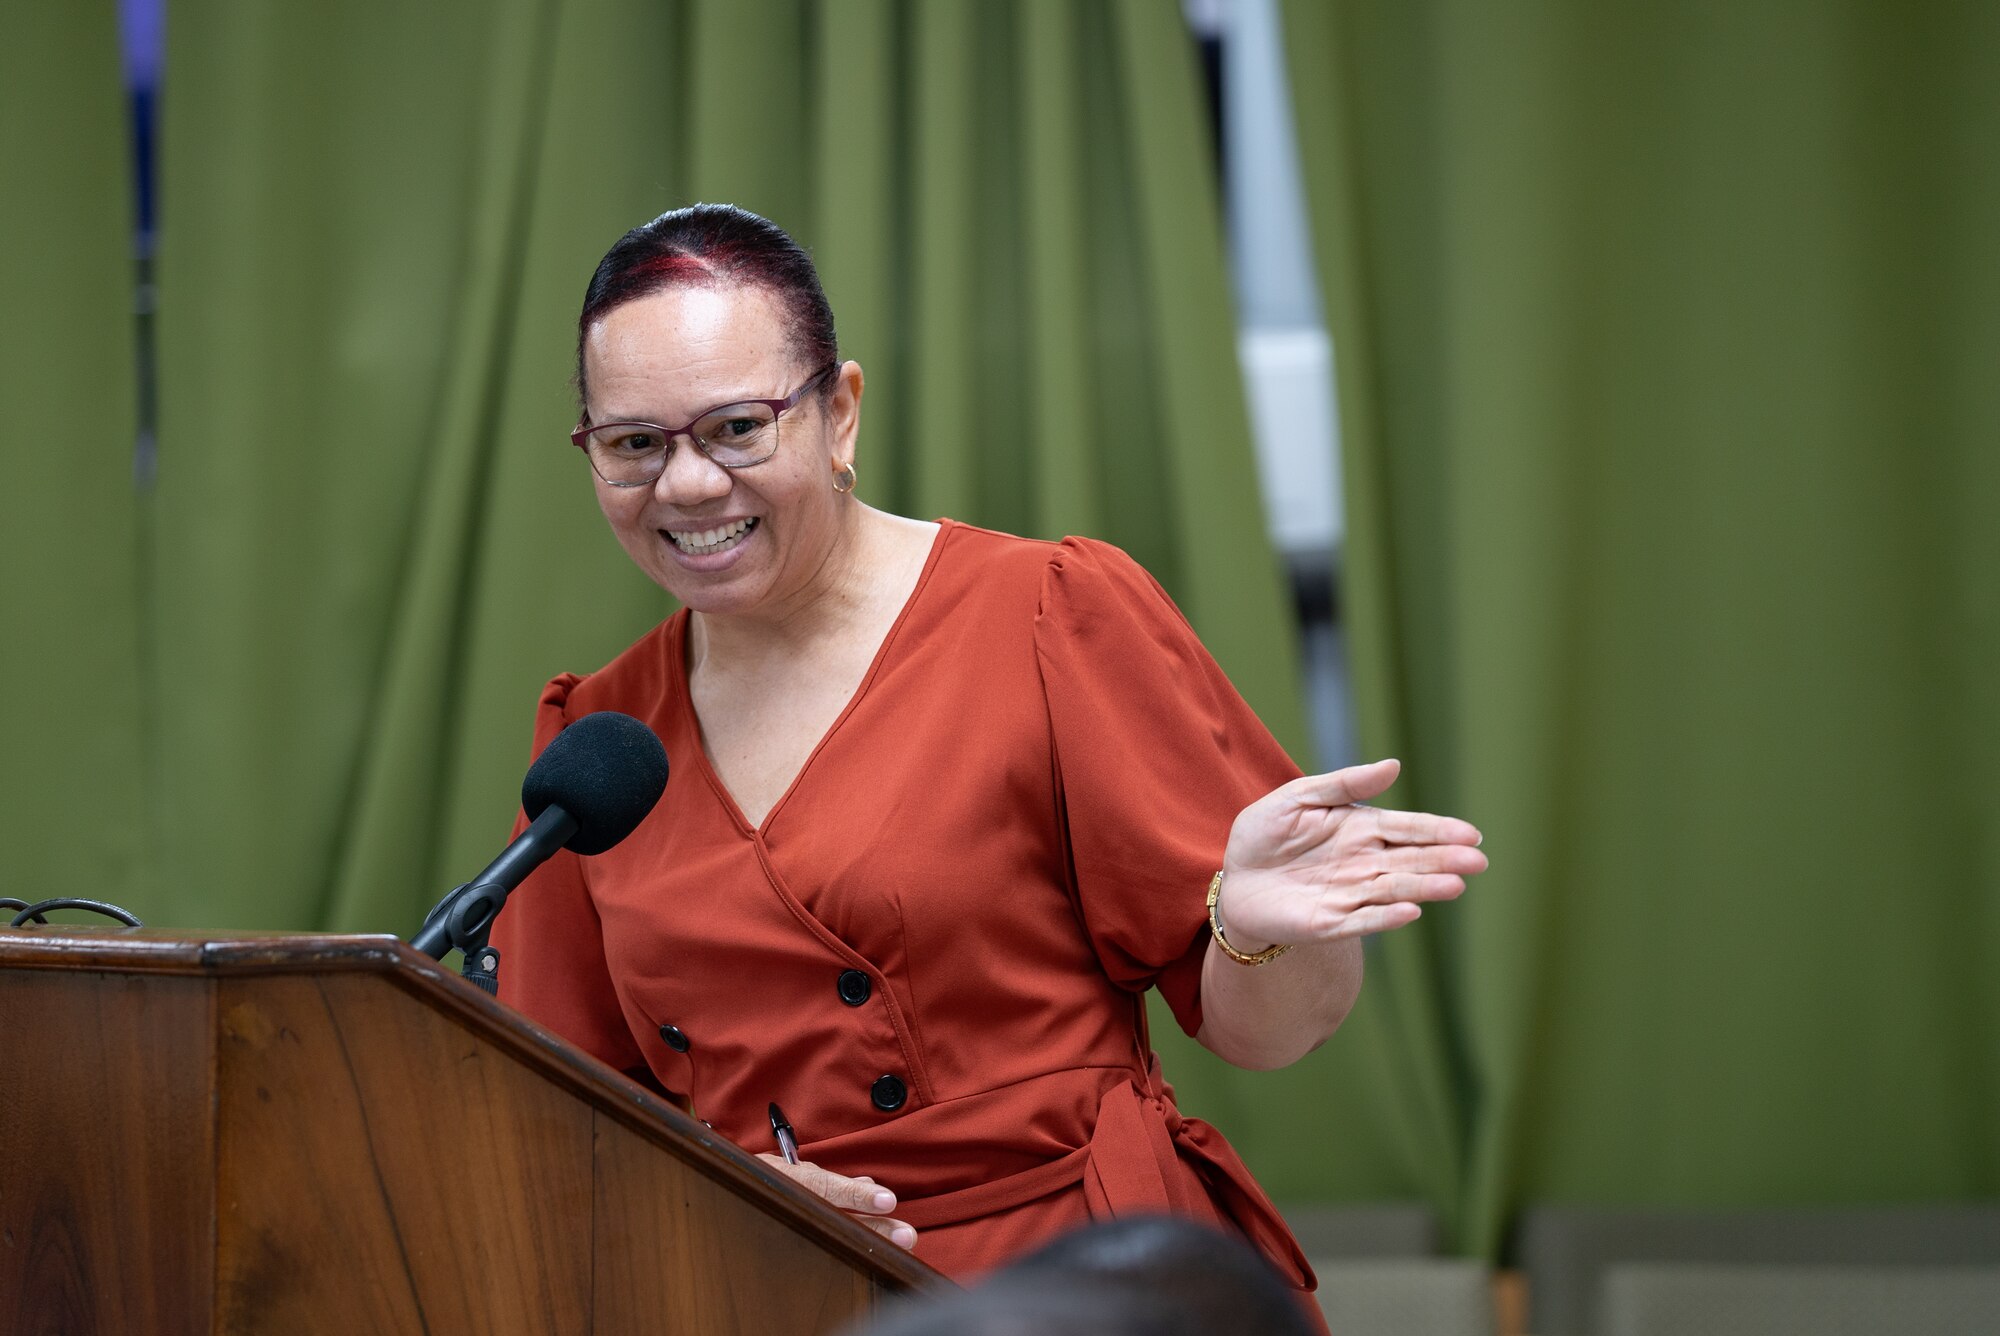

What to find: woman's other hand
left=1218, top=758, right=1486, bottom=952
left=756, top=1155, right=918, bottom=1249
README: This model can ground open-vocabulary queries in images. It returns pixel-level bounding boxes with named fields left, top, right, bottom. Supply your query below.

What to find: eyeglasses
left=571, top=363, right=838, bottom=487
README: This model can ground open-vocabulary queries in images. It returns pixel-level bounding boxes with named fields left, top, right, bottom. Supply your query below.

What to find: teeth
left=669, top=517, right=755, bottom=555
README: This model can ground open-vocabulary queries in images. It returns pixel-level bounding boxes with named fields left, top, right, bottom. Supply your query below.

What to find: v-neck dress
left=493, top=519, right=1319, bottom=1296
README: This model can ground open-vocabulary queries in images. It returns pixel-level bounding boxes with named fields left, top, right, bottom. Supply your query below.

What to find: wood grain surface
left=0, top=969, right=214, bottom=1336
left=592, top=1113, right=877, bottom=1335
left=215, top=972, right=597, bottom=1333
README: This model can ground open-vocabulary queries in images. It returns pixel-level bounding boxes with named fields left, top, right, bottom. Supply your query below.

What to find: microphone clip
left=413, top=879, right=507, bottom=994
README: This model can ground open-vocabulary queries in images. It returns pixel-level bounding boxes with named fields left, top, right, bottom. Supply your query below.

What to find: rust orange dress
left=493, top=520, right=1319, bottom=1299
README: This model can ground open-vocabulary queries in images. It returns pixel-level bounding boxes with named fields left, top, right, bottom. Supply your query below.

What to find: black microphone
left=411, top=711, right=668, bottom=984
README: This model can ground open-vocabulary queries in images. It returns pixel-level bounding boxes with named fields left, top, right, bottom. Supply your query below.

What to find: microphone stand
left=410, top=805, right=578, bottom=994
left=413, top=886, right=504, bottom=993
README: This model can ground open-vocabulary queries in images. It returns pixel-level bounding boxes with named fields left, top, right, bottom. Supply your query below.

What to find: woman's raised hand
left=756, top=1155, right=918, bottom=1249
left=1217, top=759, right=1485, bottom=951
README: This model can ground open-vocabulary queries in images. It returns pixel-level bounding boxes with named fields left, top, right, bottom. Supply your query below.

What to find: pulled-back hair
left=575, top=203, right=838, bottom=409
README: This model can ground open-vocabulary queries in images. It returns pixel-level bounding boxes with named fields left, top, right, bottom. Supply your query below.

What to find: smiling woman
left=490, top=205, right=1484, bottom=1320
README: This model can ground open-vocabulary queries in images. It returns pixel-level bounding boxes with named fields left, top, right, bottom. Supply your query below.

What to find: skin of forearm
left=1194, top=935, right=1363, bottom=1071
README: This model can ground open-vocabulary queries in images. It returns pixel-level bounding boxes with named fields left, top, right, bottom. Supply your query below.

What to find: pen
left=768, top=1101, right=800, bottom=1165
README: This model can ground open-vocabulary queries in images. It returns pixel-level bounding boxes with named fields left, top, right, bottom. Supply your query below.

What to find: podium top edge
left=0, top=927, right=413, bottom=975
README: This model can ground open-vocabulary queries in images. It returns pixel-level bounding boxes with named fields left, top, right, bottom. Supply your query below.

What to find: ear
left=827, top=360, right=865, bottom=467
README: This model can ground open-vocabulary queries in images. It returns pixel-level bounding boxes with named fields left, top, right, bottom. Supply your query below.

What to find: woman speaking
left=493, top=205, right=1486, bottom=1306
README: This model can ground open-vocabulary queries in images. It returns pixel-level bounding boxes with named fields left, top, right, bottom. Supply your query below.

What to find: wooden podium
left=0, top=929, right=943, bottom=1335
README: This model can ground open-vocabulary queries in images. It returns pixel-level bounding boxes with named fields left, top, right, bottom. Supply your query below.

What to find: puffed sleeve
left=491, top=674, right=649, bottom=1077
left=1035, top=538, right=1303, bottom=1039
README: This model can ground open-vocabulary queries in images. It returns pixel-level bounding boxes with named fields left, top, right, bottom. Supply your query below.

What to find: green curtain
left=151, top=0, right=675, bottom=931
left=685, top=0, right=1303, bottom=717
left=17, top=0, right=1999, bottom=1244
left=0, top=6, right=148, bottom=908
left=1288, top=0, right=2000, bottom=1252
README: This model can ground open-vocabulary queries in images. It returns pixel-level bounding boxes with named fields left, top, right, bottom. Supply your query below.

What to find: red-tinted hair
left=575, top=203, right=838, bottom=409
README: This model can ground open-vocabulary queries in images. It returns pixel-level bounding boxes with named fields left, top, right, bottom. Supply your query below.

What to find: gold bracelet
left=1206, top=870, right=1292, bottom=966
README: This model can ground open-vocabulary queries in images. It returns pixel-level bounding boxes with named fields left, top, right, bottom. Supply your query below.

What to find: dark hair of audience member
left=854, top=1275, right=1192, bottom=1336
left=842, top=1217, right=1320, bottom=1336
left=1007, top=1216, right=1319, bottom=1336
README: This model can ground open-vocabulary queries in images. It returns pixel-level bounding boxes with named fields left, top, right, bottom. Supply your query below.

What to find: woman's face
left=580, top=283, right=858, bottom=618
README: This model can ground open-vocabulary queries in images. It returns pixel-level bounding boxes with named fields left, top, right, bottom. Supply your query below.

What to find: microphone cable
left=4, top=897, right=146, bottom=928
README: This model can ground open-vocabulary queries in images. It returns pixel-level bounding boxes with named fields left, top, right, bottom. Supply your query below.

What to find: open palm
left=1217, top=759, right=1486, bottom=949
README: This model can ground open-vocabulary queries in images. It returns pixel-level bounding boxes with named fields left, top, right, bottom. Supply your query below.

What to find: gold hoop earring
left=833, top=460, right=858, bottom=494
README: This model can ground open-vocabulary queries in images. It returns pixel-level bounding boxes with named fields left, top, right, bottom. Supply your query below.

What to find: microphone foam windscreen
left=521, top=711, right=670, bottom=855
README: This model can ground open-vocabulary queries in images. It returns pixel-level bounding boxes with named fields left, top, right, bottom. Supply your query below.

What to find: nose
left=650, top=435, right=733, bottom=507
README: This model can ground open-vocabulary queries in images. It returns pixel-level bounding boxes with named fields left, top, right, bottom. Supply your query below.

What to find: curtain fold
left=1235, top=0, right=1473, bottom=1220
left=1289, top=0, right=2000, bottom=1251
left=152, top=0, right=673, bottom=932
left=0, top=6, right=147, bottom=908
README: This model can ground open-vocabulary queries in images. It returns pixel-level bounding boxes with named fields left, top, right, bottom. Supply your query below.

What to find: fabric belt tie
left=893, top=1062, right=1315, bottom=1291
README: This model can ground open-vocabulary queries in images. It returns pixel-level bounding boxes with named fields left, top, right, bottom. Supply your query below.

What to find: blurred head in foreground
left=851, top=1216, right=1319, bottom=1336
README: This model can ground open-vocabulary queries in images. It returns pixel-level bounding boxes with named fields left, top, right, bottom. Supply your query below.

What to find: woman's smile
left=660, top=514, right=761, bottom=569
